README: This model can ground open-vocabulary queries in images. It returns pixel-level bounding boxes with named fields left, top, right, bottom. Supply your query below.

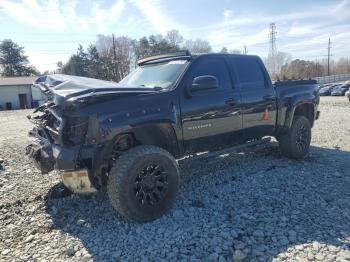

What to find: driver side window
left=191, top=57, right=231, bottom=90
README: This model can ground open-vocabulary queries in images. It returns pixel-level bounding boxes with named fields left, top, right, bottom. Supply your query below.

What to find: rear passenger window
left=231, top=57, right=265, bottom=88
left=191, top=57, right=231, bottom=90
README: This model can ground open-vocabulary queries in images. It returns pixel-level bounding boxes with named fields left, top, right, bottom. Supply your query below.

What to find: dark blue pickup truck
left=27, top=51, right=320, bottom=222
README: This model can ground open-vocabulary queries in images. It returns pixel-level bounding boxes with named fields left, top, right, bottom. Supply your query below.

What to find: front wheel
left=278, top=116, right=311, bottom=160
left=107, top=145, right=179, bottom=223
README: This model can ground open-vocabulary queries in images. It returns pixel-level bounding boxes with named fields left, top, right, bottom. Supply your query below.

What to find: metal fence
left=313, top=74, right=350, bottom=84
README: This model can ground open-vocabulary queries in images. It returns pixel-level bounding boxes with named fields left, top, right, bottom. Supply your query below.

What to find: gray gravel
left=1, top=96, right=350, bottom=261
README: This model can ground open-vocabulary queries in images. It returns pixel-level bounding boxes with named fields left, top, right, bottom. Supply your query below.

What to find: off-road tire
left=278, top=116, right=311, bottom=160
left=107, top=145, right=179, bottom=223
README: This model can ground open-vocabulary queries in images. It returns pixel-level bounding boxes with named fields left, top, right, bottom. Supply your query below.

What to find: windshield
left=119, top=60, right=188, bottom=89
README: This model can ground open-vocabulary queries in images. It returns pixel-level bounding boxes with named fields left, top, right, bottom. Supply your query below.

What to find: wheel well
left=97, top=125, right=179, bottom=188
left=294, top=103, right=314, bottom=126
left=113, top=124, right=179, bottom=157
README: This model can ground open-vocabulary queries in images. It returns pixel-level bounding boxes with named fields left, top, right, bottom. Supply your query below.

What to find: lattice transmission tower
left=268, top=23, right=277, bottom=77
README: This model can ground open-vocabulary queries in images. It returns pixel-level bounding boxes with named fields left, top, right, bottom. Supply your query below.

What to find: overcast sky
left=0, top=0, right=349, bottom=72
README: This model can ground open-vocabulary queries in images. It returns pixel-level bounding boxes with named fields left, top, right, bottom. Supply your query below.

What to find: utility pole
left=327, top=38, right=331, bottom=76
left=243, top=44, right=247, bottom=55
left=268, top=23, right=277, bottom=77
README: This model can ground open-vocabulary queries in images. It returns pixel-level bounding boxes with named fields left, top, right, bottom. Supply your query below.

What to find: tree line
left=264, top=52, right=350, bottom=80
left=0, top=31, right=349, bottom=81
left=57, top=30, right=350, bottom=82
left=57, top=30, right=212, bottom=82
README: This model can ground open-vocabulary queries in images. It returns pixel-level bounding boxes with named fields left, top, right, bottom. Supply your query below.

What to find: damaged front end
left=26, top=101, right=97, bottom=194
left=26, top=74, right=160, bottom=194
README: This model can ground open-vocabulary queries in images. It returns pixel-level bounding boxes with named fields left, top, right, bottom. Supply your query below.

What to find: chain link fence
left=313, top=74, right=350, bottom=84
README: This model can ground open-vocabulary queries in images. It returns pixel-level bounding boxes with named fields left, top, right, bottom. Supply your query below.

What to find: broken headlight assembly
left=61, top=116, right=89, bottom=146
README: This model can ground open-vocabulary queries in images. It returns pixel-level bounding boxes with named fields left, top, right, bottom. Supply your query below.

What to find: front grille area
left=44, top=110, right=62, bottom=144
left=30, top=107, right=88, bottom=146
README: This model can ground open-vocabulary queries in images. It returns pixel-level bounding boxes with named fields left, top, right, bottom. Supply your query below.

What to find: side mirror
left=190, top=75, right=218, bottom=92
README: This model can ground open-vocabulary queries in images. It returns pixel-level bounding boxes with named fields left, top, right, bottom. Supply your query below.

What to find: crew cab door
left=180, top=55, right=243, bottom=153
left=229, top=56, right=277, bottom=140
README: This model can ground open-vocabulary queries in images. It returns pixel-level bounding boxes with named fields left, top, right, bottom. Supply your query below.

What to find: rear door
left=229, top=56, right=277, bottom=140
left=180, top=55, right=243, bottom=153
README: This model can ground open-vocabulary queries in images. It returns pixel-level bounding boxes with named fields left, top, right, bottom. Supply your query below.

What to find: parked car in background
left=319, top=85, right=339, bottom=96
left=320, top=83, right=333, bottom=88
left=331, top=84, right=350, bottom=96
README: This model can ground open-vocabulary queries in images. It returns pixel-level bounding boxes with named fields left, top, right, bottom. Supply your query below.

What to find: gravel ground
left=1, top=96, right=350, bottom=262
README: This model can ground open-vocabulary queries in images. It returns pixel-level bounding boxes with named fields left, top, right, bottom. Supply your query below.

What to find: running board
left=179, top=137, right=271, bottom=162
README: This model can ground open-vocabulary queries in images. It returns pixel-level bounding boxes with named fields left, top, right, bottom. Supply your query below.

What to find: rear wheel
left=278, top=116, right=311, bottom=160
left=107, top=145, right=179, bottom=222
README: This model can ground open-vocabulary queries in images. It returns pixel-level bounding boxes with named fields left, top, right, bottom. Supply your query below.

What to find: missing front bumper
left=26, top=143, right=55, bottom=174
left=61, top=169, right=97, bottom=194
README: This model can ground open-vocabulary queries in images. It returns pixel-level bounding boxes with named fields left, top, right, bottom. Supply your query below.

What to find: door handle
left=225, top=98, right=237, bottom=106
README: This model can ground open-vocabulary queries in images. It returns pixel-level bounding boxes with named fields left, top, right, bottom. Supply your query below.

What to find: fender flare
left=283, top=100, right=315, bottom=133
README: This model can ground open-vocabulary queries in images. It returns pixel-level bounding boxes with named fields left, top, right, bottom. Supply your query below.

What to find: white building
left=0, top=76, right=37, bottom=110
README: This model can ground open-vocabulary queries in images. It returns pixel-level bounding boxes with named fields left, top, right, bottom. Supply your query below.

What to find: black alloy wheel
left=134, top=164, right=168, bottom=206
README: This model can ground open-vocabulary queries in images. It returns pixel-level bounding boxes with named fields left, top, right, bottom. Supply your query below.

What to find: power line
left=16, top=40, right=93, bottom=44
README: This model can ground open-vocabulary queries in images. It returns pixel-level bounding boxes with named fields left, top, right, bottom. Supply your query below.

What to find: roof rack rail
left=137, top=50, right=191, bottom=66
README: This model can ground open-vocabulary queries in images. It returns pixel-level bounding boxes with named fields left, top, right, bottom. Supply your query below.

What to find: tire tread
left=107, top=145, right=179, bottom=222
left=278, top=116, right=311, bottom=160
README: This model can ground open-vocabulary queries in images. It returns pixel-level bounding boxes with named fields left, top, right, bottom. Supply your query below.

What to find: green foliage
left=0, top=39, right=38, bottom=77
left=61, top=45, right=88, bottom=77
left=86, top=45, right=102, bottom=79
left=59, top=30, right=213, bottom=82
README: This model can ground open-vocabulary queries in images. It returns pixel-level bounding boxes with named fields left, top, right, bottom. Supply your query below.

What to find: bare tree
left=279, top=59, right=326, bottom=79
left=59, top=31, right=221, bottom=81
left=183, top=39, right=212, bottom=53
left=166, top=30, right=184, bottom=48
left=334, top=57, right=350, bottom=74
left=275, top=52, right=291, bottom=76
left=94, top=35, right=134, bottom=81
left=95, top=35, right=115, bottom=80
left=220, top=47, right=228, bottom=53
left=114, top=36, right=134, bottom=80
left=56, top=61, right=63, bottom=73
left=265, top=51, right=291, bottom=79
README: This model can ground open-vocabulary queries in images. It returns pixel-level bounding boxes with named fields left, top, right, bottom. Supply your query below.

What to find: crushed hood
left=34, top=74, right=161, bottom=106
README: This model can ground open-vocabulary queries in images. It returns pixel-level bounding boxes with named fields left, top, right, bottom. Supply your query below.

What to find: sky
left=0, top=0, right=349, bottom=72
